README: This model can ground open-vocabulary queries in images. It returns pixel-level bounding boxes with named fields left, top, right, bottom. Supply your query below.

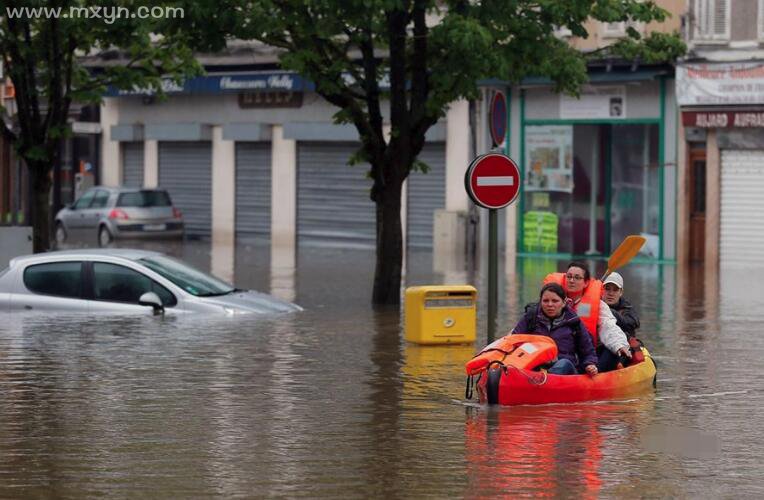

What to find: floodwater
left=1, top=240, right=763, bottom=498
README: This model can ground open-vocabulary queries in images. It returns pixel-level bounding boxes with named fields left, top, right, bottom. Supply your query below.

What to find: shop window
left=694, top=0, right=730, bottom=41
left=609, top=124, right=660, bottom=256
left=522, top=124, right=660, bottom=257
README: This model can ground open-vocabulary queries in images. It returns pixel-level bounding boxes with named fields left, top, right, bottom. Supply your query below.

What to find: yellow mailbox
left=404, top=285, right=477, bottom=345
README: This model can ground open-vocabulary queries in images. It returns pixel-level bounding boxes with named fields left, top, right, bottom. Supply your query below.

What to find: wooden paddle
left=600, top=235, right=646, bottom=281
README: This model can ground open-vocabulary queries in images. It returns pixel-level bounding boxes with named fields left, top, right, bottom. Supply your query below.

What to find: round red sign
left=464, top=153, right=521, bottom=210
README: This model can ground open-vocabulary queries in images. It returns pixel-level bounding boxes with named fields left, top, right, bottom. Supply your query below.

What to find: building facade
left=99, top=65, right=474, bottom=254
left=503, top=2, right=683, bottom=263
left=97, top=9, right=684, bottom=266
left=676, top=0, right=764, bottom=270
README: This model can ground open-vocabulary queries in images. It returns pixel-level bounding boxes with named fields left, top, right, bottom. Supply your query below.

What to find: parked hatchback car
left=0, top=249, right=302, bottom=315
left=55, top=186, right=184, bottom=247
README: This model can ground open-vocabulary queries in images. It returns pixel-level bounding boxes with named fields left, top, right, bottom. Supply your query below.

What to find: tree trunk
left=372, top=184, right=403, bottom=305
left=29, top=164, right=52, bottom=253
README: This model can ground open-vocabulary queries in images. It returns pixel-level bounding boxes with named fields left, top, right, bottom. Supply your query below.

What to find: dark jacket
left=512, top=304, right=598, bottom=369
left=608, top=297, right=640, bottom=338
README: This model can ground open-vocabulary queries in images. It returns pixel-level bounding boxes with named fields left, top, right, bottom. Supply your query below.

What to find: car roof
left=9, top=248, right=165, bottom=267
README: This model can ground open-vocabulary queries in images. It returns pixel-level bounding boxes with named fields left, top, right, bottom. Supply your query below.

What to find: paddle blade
left=607, top=235, right=646, bottom=273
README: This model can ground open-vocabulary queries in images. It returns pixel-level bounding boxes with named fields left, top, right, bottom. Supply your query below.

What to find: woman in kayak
left=512, top=282, right=598, bottom=376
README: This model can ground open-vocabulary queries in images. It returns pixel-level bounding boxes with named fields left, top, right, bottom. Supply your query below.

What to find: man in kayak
left=602, top=272, right=640, bottom=337
left=602, top=271, right=645, bottom=366
left=545, top=262, right=631, bottom=373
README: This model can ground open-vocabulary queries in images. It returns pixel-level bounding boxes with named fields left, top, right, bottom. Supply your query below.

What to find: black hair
left=539, top=282, right=566, bottom=301
left=566, top=261, right=590, bottom=281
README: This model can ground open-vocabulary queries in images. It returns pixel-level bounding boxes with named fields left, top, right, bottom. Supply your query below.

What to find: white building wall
left=270, top=125, right=296, bottom=266
left=144, top=140, right=158, bottom=188
left=212, top=125, right=235, bottom=245
left=100, top=98, right=121, bottom=186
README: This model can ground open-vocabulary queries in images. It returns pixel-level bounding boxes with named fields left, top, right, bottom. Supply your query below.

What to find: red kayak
left=465, top=334, right=656, bottom=405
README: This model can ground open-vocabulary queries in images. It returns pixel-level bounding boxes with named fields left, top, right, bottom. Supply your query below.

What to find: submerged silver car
left=0, top=249, right=302, bottom=315
left=54, top=187, right=184, bottom=247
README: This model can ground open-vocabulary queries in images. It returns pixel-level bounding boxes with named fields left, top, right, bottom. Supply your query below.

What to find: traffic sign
left=489, top=91, right=507, bottom=146
left=464, top=153, right=521, bottom=210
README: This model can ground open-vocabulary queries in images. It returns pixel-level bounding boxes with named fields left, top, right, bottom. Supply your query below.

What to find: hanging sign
left=677, top=62, right=764, bottom=106
left=560, top=85, right=626, bottom=119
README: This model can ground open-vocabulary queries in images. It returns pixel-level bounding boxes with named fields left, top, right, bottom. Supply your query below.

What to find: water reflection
left=465, top=398, right=654, bottom=498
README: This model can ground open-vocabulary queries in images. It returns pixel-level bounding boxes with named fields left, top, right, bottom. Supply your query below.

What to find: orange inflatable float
left=465, top=333, right=656, bottom=406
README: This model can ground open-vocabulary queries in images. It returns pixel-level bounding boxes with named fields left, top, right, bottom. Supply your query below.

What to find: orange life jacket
left=543, top=272, right=602, bottom=346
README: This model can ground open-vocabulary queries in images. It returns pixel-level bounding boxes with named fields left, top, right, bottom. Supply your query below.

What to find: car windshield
left=139, top=256, right=234, bottom=297
left=118, top=191, right=172, bottom=208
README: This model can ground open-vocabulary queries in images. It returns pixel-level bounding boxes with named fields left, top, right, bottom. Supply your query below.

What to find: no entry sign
left=464, top=153, right=521, bottom=210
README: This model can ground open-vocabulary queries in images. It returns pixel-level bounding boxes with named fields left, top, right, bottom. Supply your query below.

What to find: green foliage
left=602, top=31, right=688, bottom=64
left=0, top=0, right=200, bottom=162
left=209, top=0, right=685, bottom=148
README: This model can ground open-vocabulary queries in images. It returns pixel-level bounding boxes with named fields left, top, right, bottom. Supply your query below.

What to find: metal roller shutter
left=158, top=142, right=212, bottom=237
left=122, top=142, right=144, bottom=187
left=407, top=143, right=446, bottom=249
left=720, top=149, right=764, bottom=266
left=235, top=142, right=272, bottom=241
left=297, top=142, right=375, bottom=248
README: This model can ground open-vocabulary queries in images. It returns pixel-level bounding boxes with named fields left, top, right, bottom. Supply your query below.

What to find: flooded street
left=1, top=242, right=763, bottom=497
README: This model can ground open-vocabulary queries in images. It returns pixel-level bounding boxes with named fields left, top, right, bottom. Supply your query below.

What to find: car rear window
left=23, top=261, right=83, bottom=298
left=117, top=191, right=172, bottom=208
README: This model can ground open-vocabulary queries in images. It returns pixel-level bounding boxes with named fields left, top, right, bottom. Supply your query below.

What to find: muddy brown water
left=0, top=241, right=761, bottom=497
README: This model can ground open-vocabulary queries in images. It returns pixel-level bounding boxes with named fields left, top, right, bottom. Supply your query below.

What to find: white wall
left=212, top=125, right=235, bottom=245
left=100, top=98, right=121, bottom=186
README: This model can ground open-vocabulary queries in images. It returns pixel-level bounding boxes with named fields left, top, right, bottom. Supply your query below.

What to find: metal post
left=487, top=208, right=498, bottom=342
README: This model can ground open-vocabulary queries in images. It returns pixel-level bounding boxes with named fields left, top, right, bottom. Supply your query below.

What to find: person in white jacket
left=564, top=262, right=631, bottom=372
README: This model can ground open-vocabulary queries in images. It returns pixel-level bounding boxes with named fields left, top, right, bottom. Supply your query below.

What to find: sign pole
left=487, top=209, right=498, bottom=343
left=464, top=152, right=519, bottom=346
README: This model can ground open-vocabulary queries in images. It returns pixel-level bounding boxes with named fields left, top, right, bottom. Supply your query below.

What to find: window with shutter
left=695, top=0, right=730, bottom=41
left=603, top=22, right=626, bottom=37
left=553, top=25, right=572, bottom=38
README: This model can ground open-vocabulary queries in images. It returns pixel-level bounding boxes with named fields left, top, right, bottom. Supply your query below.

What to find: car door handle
left=24, top=305, right=32, bottom=310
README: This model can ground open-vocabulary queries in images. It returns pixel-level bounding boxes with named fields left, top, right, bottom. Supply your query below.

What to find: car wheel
left=98, top=226, right=113, bottom=247
left=54, top=222, right=67, bottom=245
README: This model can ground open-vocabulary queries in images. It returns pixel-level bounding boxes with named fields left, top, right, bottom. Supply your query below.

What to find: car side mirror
left=138, top=292, right=165, bottom=315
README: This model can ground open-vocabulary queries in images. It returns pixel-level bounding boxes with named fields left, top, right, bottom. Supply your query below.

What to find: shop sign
left=106, top=72, right=307, bottom=97
left=681, top=110, right=764, bottom=128
left=525, top=125, right=574, bottom=193
left=560, top=85, right=626, bottom=119
left=677, top=62, right=764, bottom=106
left=238, top=91, right=303, bottom=108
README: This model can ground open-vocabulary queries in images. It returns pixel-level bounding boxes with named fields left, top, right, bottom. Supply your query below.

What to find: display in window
left=525, top=125, right=574, bottom=193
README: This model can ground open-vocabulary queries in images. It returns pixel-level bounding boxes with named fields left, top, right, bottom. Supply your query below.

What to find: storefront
left=510, top=66, right=677, bottom=261
left=101, top=69, right=451, bottom=247
left=677, top=61, right=764, bottom=268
